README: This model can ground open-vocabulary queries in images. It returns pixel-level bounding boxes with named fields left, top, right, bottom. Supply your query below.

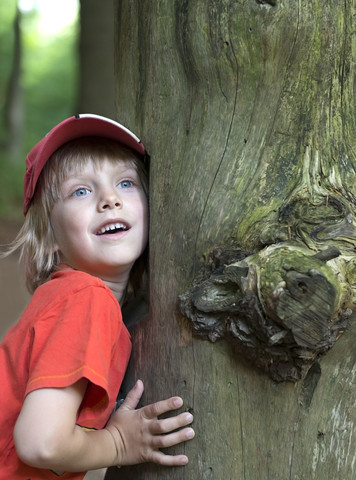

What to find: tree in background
left=0, top=0, right=118, bottom=220
left=0, top=0, right=78, bottom=219
left=3, top=4, right=23, bottom=159
left=78, top=0, right=115, bottom=119
left=106, top=1, right=355, bottom=478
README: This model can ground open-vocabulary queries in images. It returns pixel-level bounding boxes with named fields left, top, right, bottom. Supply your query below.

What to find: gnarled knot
left=179, top=243, right=352, bottom=382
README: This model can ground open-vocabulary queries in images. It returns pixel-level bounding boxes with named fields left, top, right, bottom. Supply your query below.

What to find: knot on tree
left=179, top=244, right=353, bottom=382
left=278, top=195, right=356, bottom=247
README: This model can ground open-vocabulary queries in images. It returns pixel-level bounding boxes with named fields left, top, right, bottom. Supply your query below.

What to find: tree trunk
left=107, top=1, right=356, bottom=478
left=3, top=5, right=23, bottom=158
left=78, top=0, right=115, bottom=118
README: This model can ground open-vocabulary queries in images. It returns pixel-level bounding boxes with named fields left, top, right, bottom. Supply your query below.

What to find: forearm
left=16, top=424, right=119, bottom=472
left=14, top=382, right=121, bottom=472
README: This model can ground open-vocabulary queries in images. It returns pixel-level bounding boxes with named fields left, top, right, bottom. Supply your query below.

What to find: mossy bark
left=107, top=1, right=356, bottom=478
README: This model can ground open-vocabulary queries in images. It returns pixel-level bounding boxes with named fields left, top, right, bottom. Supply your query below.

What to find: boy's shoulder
left=20, top=267, right=120, bottom=326
left=52, top=266, right=102, bottom=284
left=35, top=267, right=112, bottom=302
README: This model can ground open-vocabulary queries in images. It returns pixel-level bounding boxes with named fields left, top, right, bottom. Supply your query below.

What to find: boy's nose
left=98, top=190, right=122, bottom=211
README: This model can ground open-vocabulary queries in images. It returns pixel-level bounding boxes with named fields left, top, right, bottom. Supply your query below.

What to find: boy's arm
left=14, top=379, right=194, bottom=472
left=14, top=379, right=118, bottom=471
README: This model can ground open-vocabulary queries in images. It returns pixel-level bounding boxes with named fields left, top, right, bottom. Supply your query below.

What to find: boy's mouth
left=96, top=222, right=128, bottom=235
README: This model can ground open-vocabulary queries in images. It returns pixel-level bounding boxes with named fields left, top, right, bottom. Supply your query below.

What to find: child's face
left=50, top=158, right=148, bottom=281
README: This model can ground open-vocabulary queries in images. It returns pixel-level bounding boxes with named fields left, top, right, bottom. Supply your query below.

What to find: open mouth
left=96, top=222, right=128, bottom=235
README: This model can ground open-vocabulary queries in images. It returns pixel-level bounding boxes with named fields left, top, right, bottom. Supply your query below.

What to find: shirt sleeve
left=25, top=284, right=124, bottom=422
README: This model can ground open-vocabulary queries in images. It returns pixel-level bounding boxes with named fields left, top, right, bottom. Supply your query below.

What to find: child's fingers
left=147, top=427, right=195, bottom=466
left=150, top=411, right=194, bottom=435
left=152, top=426, right=195, bottom=450
left=142, top=396, right=184, bottom=419
left=149, top=452, right=190, bottom=467
left=120, top=380, right=144, bottom=410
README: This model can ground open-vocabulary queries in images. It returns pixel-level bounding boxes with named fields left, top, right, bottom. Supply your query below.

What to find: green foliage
left=0, top=0, right=79, bottom=220
left=0, top=0, right=17, bottom=114
left=21, top=9, right=79, bottom=151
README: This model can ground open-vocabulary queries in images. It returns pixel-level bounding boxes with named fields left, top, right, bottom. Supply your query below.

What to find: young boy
left=0, top=114, right=194, bottom=479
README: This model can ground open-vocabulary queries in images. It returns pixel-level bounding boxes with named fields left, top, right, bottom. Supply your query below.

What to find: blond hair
left=4, top=137, right=149, bottom=293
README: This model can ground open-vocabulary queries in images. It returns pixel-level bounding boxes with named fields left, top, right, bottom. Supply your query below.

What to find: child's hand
left=105, top=379, right=194, bottom=467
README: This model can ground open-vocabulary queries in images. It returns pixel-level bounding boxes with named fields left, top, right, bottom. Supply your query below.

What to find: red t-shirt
left=0, top=268, right=131, bottom=479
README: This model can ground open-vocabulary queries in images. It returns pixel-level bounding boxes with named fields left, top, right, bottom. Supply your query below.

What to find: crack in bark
left=289, top=410, right=300, bottom=480
left=289, top=363, right=321, bottom=478
left=256, top=0, right=277, bottom=6
left=193, top=19, right=240, bottom=272
left=236, top=375, right=246, bottom=479
left=298, top=362, right=322, bottom=410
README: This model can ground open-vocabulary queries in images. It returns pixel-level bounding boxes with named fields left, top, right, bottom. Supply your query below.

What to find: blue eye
left=118, top=180, right=133, bottom=189
left=72, top=187, right=90, bottom=197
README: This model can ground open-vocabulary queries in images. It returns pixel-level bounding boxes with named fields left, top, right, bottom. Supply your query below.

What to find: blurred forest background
left=0, top=0, right=115, bottom=222
left=0, top=0, right=116, bottom=371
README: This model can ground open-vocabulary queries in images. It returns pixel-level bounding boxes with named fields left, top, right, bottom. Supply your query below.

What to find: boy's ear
left=49, top=224, right=59, bottom=254
left=51, top=241, right=60, bottom=255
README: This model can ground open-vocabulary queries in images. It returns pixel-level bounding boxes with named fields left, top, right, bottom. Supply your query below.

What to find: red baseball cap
left=23, top=113, right=146, bottom=214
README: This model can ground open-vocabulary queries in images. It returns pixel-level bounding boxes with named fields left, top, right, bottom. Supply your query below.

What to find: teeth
left=97, top=223, right=127, bottom=234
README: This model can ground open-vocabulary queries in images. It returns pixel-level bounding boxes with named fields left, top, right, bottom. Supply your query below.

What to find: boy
left=0, top=114, right=194, bottom=479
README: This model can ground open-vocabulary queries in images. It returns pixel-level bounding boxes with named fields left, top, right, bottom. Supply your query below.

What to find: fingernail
left=181, top=456, right=188, bottom=465
left=186, top=428, right=195, bottom=438
left=186, top=413, right=193, bottom=422
left=174, top=398, right=183, bottom=407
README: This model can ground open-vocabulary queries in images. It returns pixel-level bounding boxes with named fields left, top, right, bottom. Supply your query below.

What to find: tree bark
left=107, top=1, right=356, bottom=478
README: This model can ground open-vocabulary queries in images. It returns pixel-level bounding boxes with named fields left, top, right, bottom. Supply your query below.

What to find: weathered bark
left=108, top=0, right=355, bottom=478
